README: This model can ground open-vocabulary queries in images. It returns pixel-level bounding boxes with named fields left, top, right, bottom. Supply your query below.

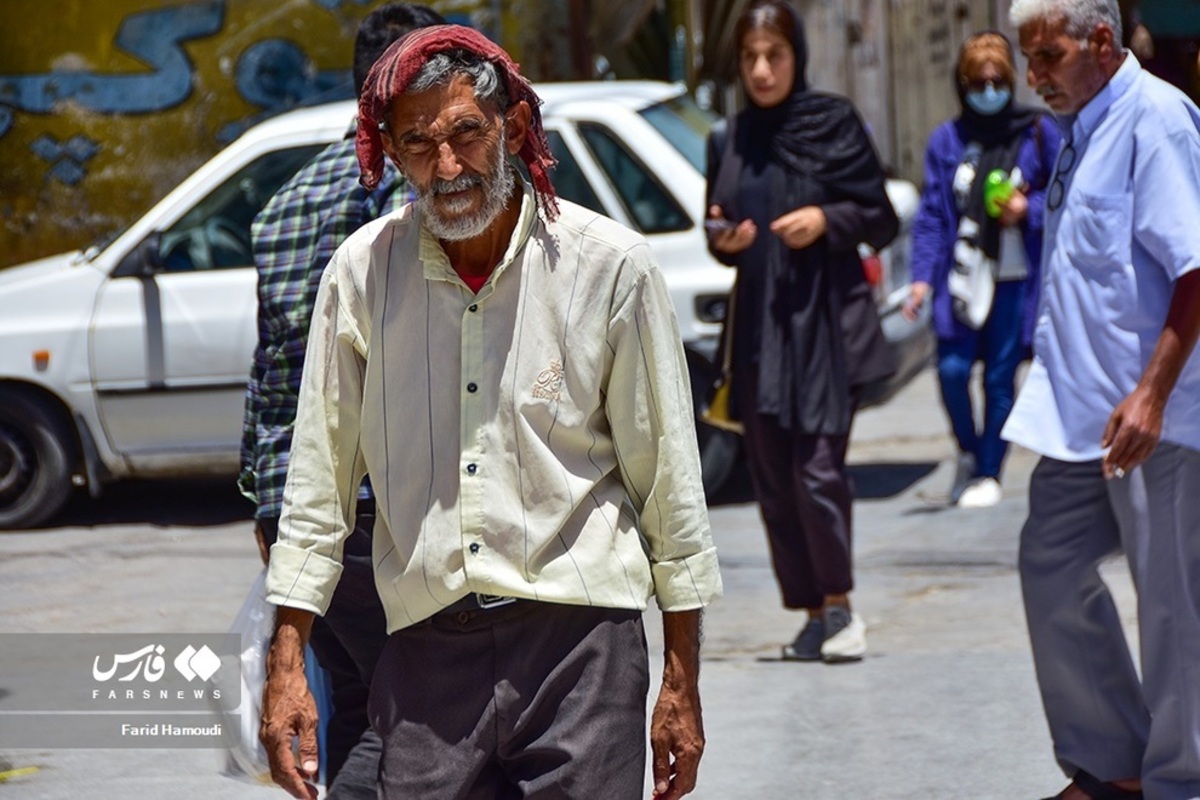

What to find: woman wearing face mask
left=904, top=31, right=1060, bottom=508
left=706, top=0, right=898, bottom=663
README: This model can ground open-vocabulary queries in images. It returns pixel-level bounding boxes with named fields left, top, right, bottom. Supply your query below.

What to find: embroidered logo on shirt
left=532, top=359, right=564, bottom=401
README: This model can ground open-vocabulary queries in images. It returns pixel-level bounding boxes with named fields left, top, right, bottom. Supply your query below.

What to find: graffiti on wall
left=0, top=3, right=224, bottom=122
left=219, top=37, right=349, bottom=143
left=0, top=0, right=362, bottom=189
left=0, top=0, right=479, bottom=269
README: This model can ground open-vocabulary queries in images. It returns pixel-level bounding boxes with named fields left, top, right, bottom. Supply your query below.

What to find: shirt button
left=467, top=382, right=478, bottom=393
left=468, top=304, right=478, bottom=313
left=466, top=463, right=477, bottom=475
left=469, top=543, right=480, bottom=554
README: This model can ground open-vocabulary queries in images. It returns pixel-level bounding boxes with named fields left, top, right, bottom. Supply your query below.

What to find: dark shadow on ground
left=902, top=503, right=952, bottom=516
left=708, top=460, right=939, bottom=507
left=850, top=461, right=939, bottom=500
left=36, top=478, right=254, bottom=530
left=37, top=461, right=938, bottom=527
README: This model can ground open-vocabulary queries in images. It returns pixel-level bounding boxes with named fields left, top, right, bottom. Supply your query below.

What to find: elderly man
left=258, top=25, right=722, bottom=800
left=1003, top=0, right=1200, bottom=798
left=240, top=6, right=444, bottom=798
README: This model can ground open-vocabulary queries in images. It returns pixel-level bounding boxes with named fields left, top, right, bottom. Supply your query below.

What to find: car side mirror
left=113, top=232, right=164, bottom=278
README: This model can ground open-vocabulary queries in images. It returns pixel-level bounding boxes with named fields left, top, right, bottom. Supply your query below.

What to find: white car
left=0, top=81, right=928, bottom=529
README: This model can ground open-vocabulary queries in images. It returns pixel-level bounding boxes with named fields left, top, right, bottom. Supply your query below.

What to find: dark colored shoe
left=780, top=617, right=824, bottom=661
left=1042, top=769, right=1144, bottom=799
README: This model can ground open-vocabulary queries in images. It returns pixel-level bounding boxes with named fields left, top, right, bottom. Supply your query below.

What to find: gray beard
left=415, top=139, right=516, bottom=242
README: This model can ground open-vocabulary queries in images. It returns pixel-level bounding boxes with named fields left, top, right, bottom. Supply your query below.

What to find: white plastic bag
left=213, top=568, right=274, bottom=783
left=948, top=216, right=997, bottom=330
left=211, top=568, right=333, bottom=785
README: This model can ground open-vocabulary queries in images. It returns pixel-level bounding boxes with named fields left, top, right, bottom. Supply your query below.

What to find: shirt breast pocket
left=1070, top=191, right=1132, bottom=273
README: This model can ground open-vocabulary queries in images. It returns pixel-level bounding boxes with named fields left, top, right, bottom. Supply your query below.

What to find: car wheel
left=0, top=391, right=75, bottom=529
left=686, top=350, right=741, bottom=499
left=698, top=424, right=739, bottom=499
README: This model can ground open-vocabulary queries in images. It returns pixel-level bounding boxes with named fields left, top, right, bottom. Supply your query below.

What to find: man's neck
left=442, top=186, right=524, bottom=279
left=1073, top=50, right=1129, bottom=124
left=1107, top=49, right=1127, bottom=83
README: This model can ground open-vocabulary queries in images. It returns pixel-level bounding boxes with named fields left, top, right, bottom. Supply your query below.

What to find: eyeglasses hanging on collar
left=1047, top=141, right=1077, bottom=212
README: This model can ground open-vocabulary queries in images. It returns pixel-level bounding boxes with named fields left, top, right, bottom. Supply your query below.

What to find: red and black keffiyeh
left=356, top=24, right=558, bottom=220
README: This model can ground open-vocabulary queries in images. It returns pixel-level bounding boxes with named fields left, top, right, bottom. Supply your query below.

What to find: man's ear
left=504, top=100, right=532, bottom=156
left=1091, top=22, right=1119, bottom=65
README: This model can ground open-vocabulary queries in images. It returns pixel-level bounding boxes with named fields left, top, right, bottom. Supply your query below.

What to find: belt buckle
left=475, top=593, right=516, bottom=610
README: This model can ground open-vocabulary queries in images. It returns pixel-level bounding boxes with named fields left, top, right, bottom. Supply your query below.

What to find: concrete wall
left=798, top=0, right=1037, bottom=181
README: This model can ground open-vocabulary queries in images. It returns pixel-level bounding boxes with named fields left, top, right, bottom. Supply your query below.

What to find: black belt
left=430, top=594, right=521, bottom=625
left=441, top=593, right=518, bottom=614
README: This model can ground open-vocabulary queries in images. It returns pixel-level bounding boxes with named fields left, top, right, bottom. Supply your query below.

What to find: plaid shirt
left=239, top=131, right=406, bottom=518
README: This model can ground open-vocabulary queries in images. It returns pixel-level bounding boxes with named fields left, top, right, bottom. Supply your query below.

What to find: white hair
left=1009, top=0, right=1122, bottom=42
left=408, top=50, right=509, bottom=112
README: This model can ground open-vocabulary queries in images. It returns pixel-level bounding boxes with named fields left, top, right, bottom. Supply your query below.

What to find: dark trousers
left=369, top=602, right=649, bottom=800
left=936, top=279, right=1026, bottom=480
left=737, top=374, right=855, bottom=610
left=262, top=508, right=388, bottom=800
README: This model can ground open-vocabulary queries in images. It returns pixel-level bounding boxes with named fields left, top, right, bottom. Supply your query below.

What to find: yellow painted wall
left=0, top=0, right=494, bottom=269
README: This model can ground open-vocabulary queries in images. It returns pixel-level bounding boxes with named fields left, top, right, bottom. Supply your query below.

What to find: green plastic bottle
left=984, top=169, right=1013, bottom=218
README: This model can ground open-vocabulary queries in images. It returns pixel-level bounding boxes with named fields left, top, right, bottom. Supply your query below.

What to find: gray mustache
left=432, top=174, right=483, bottom=195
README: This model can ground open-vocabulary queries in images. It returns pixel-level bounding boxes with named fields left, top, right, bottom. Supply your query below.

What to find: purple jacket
left=909, top=114, right=1062, bottom=345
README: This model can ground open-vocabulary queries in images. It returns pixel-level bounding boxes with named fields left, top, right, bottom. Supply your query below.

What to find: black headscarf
left=739, top=5, right=890, bottom=211
left=953, top=31, right=1041, bottom=260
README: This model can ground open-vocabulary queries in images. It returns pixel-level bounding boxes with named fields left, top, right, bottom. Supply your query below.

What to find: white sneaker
left=820, top=607, right=867, bottom=663
left=949, top=452, right=976, bottom=505
left=957, top=477, right=1002, bottom=508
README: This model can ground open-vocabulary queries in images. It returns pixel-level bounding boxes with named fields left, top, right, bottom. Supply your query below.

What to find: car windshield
left=638, top=95, right=718, bottom=174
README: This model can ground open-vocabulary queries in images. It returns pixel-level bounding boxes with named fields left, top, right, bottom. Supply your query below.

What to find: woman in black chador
left=706, top=0, right=897, bottom=663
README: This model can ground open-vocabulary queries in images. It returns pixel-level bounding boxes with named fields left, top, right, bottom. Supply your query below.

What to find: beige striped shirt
left=266, top=184, right=722, bottom=632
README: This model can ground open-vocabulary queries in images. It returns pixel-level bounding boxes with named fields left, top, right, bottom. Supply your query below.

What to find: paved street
left=0, top=366, right=1138, bottom=799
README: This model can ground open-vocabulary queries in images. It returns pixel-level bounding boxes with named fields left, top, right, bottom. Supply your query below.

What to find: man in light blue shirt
left=1005, top=0, right=1200, bottom=797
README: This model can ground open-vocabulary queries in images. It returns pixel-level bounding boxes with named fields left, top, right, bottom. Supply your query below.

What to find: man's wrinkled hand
left=1101, top=384, right=1165, bottom=479
left=260, top=647, right=320, bottom=799
left=649, top=679, right=705, bottom=800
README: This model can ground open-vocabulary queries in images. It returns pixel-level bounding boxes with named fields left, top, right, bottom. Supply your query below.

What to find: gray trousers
left=368, top=601, right=649, bottom=799
left=1019, top=443, right=1200, bottom=800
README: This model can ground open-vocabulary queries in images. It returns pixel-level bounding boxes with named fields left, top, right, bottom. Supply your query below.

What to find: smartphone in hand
left=704, top=218, right=737, bottom=234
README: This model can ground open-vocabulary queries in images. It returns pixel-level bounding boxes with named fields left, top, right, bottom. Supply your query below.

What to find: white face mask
left=965, top=82, right=1012, bottom=115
